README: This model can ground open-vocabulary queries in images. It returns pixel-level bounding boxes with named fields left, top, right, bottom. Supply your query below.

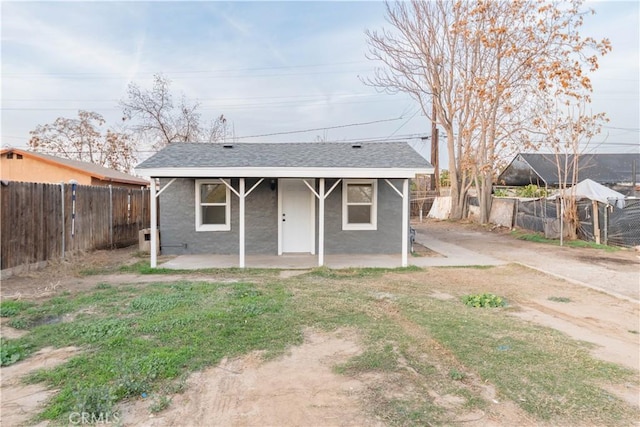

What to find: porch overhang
left=134, top=166, right=433, bottom=179
left=144, top=174, right=426, bottom=270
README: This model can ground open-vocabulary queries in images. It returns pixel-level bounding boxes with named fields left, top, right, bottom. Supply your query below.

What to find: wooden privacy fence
left=1, top=181, right=150, bottom=271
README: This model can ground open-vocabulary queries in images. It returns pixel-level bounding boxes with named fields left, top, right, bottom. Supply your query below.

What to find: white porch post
left=303, top=178, right=340, bottom=267
left=219, top=177, right=261, bottom=269
left=402, top=178, right=409, bottom=267
left=318, top=178, right=325, bottom=266
left=239, top=178, right=246, bottom=268
left=150, top=178, right=157, bottom=268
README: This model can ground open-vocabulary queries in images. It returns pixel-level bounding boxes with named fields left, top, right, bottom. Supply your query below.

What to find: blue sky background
left=2, top=1, right=638, bottom=164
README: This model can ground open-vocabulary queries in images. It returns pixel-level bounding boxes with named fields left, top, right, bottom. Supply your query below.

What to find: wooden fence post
left=60, top=182, right=65, bottom=259
left=109, top=185, right=113, bottom=249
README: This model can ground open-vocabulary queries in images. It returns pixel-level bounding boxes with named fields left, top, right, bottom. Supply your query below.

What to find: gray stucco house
left=135, top=142, right=433, bottom=268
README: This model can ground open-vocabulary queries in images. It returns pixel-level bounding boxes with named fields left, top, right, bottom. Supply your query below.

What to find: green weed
left=0, top=300, right=33, bottom=317
left=0, top=338, right=33, bottom=366
left=548, top=296, right=572, bottom=303
left=72, top=386, right=116, bottom=420
left=449, top=368, right=466, bottom=381
left=149, top=395, right=171, bottom=413
left=462, top=293, right=506, bottom=308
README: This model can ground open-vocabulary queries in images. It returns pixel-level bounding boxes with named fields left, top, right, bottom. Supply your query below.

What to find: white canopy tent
left=555, top=178, right=626, bottom=208
left=551, top=178, right=627, bottom=245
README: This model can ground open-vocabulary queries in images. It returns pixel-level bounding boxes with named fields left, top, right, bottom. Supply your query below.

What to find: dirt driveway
left=414, top=219, right=640, bottom=302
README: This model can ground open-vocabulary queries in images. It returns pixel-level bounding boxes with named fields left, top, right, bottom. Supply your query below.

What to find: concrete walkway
left=413, top=233, right=506, bottom=267
left=160, top=234, right=504, bottom=270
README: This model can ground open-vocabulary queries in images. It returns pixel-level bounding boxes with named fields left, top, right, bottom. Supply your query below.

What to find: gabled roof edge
left=1, top=148, right=148, bottom=186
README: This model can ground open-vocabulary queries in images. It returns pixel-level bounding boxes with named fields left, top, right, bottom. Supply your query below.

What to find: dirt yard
left=119, top=328, right=384, bottom=427
left=1, top=222, right=639, bottom=426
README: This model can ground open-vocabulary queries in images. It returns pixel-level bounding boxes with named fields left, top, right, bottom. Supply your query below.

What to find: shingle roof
left=498, top=153, right=640, bottom=186
left=136, top=142, right=432, bottom=170
left=1, top=148, right=149, bottom=186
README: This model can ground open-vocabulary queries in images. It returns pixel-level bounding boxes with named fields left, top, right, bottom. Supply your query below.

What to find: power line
left=0, top=98, right=401, bottom=112
left=1, top=61, right=369, bottom=77
left=384, top=109, right=420, bottom=140
left=4, top=70, right=372, bottom=80
left=3, top=93, right=377, bottom=103
left=601, top=125, right=640, bottom=132
left=234, top=117, right=405, bottom=139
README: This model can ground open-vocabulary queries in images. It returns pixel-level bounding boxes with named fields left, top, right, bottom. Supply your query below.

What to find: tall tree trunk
left=446, top=128, right=463, bottom=219
left=478, top=171, right=493, bottom=224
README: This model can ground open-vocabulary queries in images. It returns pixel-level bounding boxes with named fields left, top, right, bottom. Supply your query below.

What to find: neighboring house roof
left=497, top=153, right=640, bottom=186
left=135, top=142, right=433, bottom=178
left=0, top=148, right=149, bottom=186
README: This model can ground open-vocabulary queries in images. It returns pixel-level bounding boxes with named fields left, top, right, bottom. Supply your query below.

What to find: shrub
left=516, top=184, right=547, bottom=198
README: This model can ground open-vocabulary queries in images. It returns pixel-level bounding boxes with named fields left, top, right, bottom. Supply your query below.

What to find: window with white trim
left=342, top=179, right=377, bottom=230
left=195, top=180, right=230, bottom=231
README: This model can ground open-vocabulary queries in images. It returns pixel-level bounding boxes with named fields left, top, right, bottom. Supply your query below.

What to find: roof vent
left=223, top=144, right=233, bottom=149
left=351, top=144, right=362, bottom=149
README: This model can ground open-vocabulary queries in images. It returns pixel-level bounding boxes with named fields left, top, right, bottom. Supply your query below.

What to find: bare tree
left=535, top=98, right=607, bottom=240
left=365, top=0, right=610, bottom=222
left=28, top=110, right=136, bottom=173
left=120, top=74, right=228, bottom=150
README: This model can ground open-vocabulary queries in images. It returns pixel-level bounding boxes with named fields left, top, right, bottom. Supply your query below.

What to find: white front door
left=279, top=179, right=315, bottom=253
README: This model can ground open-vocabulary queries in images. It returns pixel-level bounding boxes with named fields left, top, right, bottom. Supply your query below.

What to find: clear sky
left=1, top=0, right=638, bottom=163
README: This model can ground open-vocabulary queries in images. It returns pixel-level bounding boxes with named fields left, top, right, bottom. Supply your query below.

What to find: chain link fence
left=577, top=199, right=640, bottom=247
left=463, top=193, right=639, bottom=248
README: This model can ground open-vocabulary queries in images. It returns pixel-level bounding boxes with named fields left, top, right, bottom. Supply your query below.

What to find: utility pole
left=430, top=100, right=440, bottom=193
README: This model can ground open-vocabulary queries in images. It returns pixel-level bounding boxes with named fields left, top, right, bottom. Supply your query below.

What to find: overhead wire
left=1, top=60, right=370, bottom=77
left=234, top=117, right=406, bottom=139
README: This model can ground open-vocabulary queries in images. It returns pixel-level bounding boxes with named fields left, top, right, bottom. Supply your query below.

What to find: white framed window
left=342, top=179, right=377, bottom=230
left=195, top=179, right=231, bottom=231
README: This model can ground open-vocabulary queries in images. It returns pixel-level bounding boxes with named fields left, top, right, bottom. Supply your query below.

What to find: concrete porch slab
left=158, top=233, right=505, bottom=270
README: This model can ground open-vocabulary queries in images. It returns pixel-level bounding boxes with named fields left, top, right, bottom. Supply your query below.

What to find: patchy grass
left=435, top=265, right=496, bottom=270
left=335, top=343, right=399, bottom=375
left=401, top=296, right=635, bottom=424
left=511, top=231, right=620, bottom=252
left=11, top=280, right=300, bottom=423
left=548, top=296, right=572, bottom=303
left=307, top=265, right=421, bottom=280
left=77, top=260, right=279, bottom=277
left=4, top=266, right=638, bottom=426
